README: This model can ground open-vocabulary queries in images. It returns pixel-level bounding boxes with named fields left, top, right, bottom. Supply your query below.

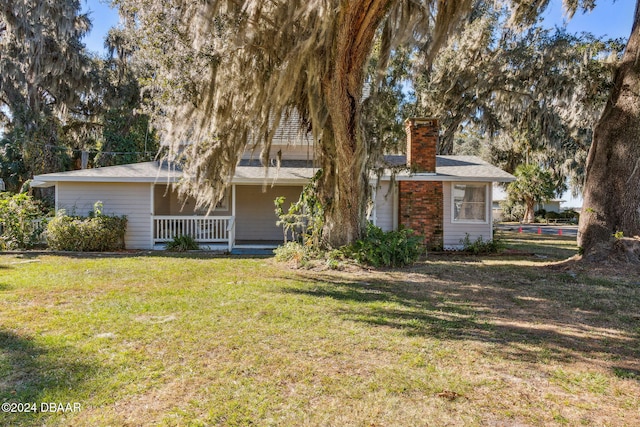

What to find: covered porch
left=152, top=183, right=305, bottom=252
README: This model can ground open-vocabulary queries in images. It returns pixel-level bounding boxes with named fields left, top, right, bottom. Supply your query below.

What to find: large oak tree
left=115, top=0, right=634, bottom=253
left=578, top=1, right=640, bottom=260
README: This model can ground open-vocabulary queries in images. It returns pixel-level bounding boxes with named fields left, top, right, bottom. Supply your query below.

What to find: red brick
left=399, top=118, right=443, bottom=249
left=399, top=181, right=443, bottom=250
left=405, top=118, right=438, bottom=173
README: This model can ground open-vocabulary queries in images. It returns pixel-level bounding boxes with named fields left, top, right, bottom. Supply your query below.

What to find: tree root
left=582, top=236, right=640, bottom=265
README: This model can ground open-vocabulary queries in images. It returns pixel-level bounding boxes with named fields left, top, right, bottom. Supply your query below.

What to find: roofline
left=32, top=175, right=313, bottom=187
left=33, top=173, right=514, bottom=187
left=231, top=178, right=312, bottom=185
left=31, top=176, right=179, bottom=186
left=384, top=175, right=515, bottom=183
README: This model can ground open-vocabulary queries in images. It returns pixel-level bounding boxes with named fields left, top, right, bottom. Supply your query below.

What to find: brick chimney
left=399, top=117, right=443, bottom=250
left=405, top=118, right=438, bottom=173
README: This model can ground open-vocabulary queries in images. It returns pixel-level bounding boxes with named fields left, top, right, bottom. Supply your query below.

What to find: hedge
left=47, top=208, right=127, bottom=252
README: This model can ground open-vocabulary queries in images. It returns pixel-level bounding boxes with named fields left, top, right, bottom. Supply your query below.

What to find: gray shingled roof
left=32, top=162, right=181, bottom=186
left=382, top=155, right=514, bottom=182
left=32, top=161, right=317, bottom=187
left=32, top=154, right=513, bottom=187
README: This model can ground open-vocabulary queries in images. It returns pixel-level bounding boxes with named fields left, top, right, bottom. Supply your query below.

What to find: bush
left=47, top=203, right=127, bottom=251
left=563, top=209, right=580, bottom=221
left=166, top=235, right=200, bottom=251
left=460, top=233, right=504, bottom=255
left=545, top=210, right=579, bottom=223
left=345, top=224, right=424, bottom=268
left=273, top=241, right=312, bottom=265
left=534, top=208, right=547, bottom=218
left=499, top=200, right=525, bottom=222
left=0, top=193, right=48, bottom=250
left=274, top=170, right=324, bottom=247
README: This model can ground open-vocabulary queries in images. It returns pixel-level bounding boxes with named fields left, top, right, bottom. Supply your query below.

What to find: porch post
left=392, top=183, right=399, bottom=231
left=370, top=185, right=377, bottom=226
left=149, top=183, right=155, bottom=249
left=229, top=184, right=237, bottom=252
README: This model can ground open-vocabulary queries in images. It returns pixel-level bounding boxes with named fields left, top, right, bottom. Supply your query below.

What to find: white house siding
left=57, top=182, right=152, bottom=249
left=443, top=181, right=493, bottom=249
left=373, top=181, right=395, bottom=232
left=235, top=185, right=304, bottom=241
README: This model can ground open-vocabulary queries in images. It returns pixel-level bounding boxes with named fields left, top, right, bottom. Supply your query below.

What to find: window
left=193, top=190, right=229, bottom=215
left=452, top=183, right=487, bottom=223
left=215, top=191, right=229, bottom=211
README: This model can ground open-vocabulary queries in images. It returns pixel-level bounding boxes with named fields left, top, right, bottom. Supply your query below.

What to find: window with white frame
left=193, top=190, right=229, bottom=215
left=452, top=183, right=488, bottom=223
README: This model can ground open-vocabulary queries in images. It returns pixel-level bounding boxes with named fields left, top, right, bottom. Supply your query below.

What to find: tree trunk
left=318, top=0, right=391, bottom=248
left=578, top=1, right=640, bottom=259
left=523, top=198, right=535, bottom=224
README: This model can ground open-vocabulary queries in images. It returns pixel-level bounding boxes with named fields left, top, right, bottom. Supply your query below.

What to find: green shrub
left=0, top=193, right=48, bottom=250
left=545, top=210, right=579, bottom=223
left=460, top=233, right=504, bottom=255
left=166, top=235, right=200, bottom=251
left=499, top=200, right=525, bottom=222
left=273, top=241, right=311, bottom=264
left=274, top=170, right=324, bottom=247
left=534, top=208, right=547, bottom=218
left=345, top=224, right=424, bottom=268
left=47, top=204, right=127, bottom=251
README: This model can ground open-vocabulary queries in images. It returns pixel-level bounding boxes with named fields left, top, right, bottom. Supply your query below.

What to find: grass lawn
left=1, top=232, right=639, bottom=426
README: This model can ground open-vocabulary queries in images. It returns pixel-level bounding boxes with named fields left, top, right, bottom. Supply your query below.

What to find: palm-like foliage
left=507, top=163, right=556, bottom=223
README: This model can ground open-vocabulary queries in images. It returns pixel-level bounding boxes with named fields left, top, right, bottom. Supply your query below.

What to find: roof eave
left=382, top=174, right=515, bottom=183
left=31, top=176, right=181, bottom=184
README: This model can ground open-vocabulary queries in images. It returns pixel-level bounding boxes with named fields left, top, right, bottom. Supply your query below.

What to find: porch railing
left=153, top=215, right=235, bottom=250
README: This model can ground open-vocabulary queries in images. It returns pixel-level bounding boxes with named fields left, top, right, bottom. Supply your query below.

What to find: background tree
left=507, top=163, right=556, bottom=223
left=90, top=52, right=159, bottom=167
left=411, top=1, right=620, bottom=198
left=0, top=0, right=93, bottom=190
left=0, top=3, right=158, bottom=193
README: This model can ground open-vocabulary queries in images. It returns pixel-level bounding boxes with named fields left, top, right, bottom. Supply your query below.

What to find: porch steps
left=230, top=246, right=277, bottom=256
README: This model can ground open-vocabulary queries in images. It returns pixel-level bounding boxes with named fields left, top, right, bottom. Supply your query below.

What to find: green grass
left=499, top=231, right=579, bottom=259
left=1, top=235, right=639, bottom=426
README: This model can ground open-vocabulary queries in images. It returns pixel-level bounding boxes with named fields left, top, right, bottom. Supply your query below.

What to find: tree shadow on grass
left=283, top=262, right=640, bottom=373
left=0, top=330, right=101, bottom=425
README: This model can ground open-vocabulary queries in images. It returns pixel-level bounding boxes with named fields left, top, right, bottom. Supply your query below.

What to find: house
left=32, top=118, right=514, bottom=251
left=492, top=184, right=565, bottom=222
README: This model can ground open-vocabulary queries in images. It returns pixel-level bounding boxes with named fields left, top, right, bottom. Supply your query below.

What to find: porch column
left=149, top=183, right=154, bottom=249
left=229, top=184, right=236, bottom=252
left=370, top=185, right=377, bottom=226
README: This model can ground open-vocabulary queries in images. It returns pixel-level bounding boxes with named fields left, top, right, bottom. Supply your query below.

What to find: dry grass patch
left=1, top=236, right=639, bottom=426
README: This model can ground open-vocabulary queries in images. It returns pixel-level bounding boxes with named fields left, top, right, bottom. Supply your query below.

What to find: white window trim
left=451, top=182, right=489, bottom=224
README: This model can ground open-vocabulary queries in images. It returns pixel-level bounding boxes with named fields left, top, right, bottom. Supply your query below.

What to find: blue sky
left=543, top=0, right=635, bottom=39
left=81, top=0, right=636, bottom=54
left=81, top=0, right=120, bottom=54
